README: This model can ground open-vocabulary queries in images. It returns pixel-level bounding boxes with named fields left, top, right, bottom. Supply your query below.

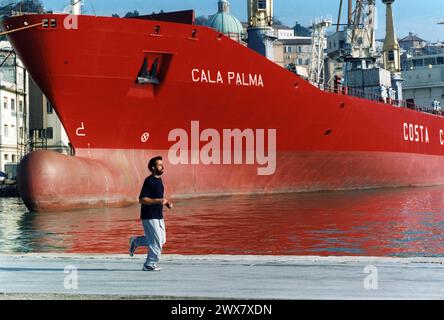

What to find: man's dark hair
left=148, top=156, right=163, bottom=173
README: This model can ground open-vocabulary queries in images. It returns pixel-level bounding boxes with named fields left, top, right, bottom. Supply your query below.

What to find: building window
left=3, top=97, right=7, bottom=110
left=388, top=51, right=395, bottom=62
left=3, top=125, right=8, bottom=137
left=258, top=0, right=267, bottom=10
left=297, top=58, right=303, bottom=65
left=47, top=102, right=53, bottom=114
left=12, top=154, right=16, bottom=163
left=19, top=127, right=23, bottom=139
left=18, top=72, right=23, bottom=85
left=437, top=57, right=444, bottom=65
left=46, top=127, right=54, bottom=139
left=424, top=58, right=435, bottom=66
left=19, top=101, right=23, bottom=113
left=4, top=154, right=8, bottom=161
left=413, top=59, right=424, bottom=67
left=10, top=98, right=15, bottom=112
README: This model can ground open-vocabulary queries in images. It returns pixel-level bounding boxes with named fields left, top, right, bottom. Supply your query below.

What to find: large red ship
left=3, top=8, right=444, bottom=212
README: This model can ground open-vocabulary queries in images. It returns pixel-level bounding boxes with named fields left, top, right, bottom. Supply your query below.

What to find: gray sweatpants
left=134, top=219, right=166, bottom=266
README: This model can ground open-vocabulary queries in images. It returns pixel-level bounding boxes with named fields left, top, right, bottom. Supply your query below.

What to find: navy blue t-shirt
left=139, top=175, right=164, bottom=219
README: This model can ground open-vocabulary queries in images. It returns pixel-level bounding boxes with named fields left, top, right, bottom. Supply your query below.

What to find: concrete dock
left=0, top=254, right=443, bottom=299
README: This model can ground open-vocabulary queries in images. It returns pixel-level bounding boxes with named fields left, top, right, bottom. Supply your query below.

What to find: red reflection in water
left=13, top=187, right=444, bottom=256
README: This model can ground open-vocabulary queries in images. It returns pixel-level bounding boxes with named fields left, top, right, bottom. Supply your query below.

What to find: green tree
left=195, top=15, right=208, bottom=26
left=0, top=0, right=44, bottom=17
left=272, top=17, right=284, bottom=26
left=293, top=21, right=311, bottom=37
left=124, top=10, right=139, bottom=18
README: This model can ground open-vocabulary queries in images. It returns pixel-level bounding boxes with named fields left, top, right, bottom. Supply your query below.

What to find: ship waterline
left=17, top=148, right=444, bottom=212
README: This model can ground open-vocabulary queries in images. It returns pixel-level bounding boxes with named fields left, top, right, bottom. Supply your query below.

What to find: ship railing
left=317, top=83, right=443, bottom=117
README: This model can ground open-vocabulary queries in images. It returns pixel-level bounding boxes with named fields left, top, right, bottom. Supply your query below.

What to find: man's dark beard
left=154, top=168, right=164, bottom=176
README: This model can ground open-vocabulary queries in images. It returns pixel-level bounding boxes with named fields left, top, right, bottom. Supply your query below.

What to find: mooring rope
left=0, top=21, right=43, bottom=37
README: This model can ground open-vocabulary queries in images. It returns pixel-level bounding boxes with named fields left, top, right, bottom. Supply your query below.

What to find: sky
left=40, top=0, right=444, bottom=42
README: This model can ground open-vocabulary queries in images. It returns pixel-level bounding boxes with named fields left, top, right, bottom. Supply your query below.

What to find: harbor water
left=1, top=186, right=444, bottom=257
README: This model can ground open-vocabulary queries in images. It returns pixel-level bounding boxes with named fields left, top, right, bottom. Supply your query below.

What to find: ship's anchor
left=136, top=57, right=160, bottom=85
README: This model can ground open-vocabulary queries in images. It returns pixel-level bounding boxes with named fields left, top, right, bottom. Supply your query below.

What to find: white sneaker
left=142, top=264, right=162, bottom=271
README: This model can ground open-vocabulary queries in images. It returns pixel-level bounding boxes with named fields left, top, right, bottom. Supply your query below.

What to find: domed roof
left=207, top=0, right=244, bottom=35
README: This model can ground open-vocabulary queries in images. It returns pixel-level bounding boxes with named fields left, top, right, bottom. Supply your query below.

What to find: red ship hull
left=5, top=13, right=444, bottom=212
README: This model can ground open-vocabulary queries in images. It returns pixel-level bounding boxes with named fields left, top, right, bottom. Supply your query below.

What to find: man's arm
left=139, top=197, right=168, bottom=205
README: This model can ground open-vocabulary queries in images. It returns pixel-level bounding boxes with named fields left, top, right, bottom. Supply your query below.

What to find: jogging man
left=129, top=156, right=173, bottom=271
